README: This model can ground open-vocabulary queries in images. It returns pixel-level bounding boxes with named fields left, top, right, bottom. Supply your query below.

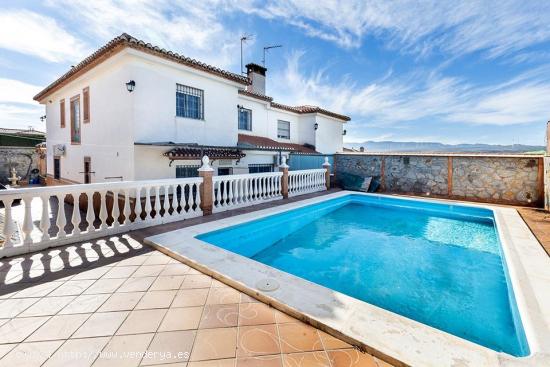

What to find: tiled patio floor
left=0, top=234, right=392, bottom=367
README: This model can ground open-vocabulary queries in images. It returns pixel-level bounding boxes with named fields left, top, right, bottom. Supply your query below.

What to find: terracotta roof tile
left=34, top=33, right=249, bottom=101
left=164, top=146, right=246, bottom=160
left=238, top=134, right=318, bottom=154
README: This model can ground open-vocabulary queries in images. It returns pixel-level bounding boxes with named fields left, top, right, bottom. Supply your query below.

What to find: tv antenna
left=263, top=45, right=282, bottom=67
left=240, top=34, right=253, bottom=75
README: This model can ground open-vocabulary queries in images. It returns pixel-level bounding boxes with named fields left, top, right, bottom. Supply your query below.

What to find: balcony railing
left=0, top=156, right=331, bottom=258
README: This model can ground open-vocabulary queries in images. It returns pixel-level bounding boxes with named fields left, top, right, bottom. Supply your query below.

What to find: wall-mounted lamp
left=126, top=80, right=136, bottom=92
left=237, top=104, right=245, bottom=111
left=40, top=115, right=46, bottom=122
left=342, top=129, right=347, bottom=136
left=314, top=122, right=319, bottom=130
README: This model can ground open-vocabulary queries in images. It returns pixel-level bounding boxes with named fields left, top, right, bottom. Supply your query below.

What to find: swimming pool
left=197, top=194, right=529, bottom=356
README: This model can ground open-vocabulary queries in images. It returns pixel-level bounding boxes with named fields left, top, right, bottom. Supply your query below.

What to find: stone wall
left=334, top=153, right=544, bottom=206
left=0, top=146, right=40, bottom=185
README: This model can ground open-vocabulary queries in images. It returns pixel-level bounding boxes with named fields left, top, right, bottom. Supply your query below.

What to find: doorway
left=84, top=157, right=92, bottom=184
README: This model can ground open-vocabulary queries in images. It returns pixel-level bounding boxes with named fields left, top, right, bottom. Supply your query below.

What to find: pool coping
left=144, top=191, right=550, bottom=367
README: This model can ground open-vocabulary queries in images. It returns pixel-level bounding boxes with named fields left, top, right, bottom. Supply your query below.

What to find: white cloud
left=269, top=52, right=550, bottom=129
left=45, top=0, right=244, bottom=70
left=0, top=78, right=42, bottom=105
left=0, top=9, right=89, bottom=62
left=0, top=79, right=44, bottom=130
left=235, top=0, right=550, bottom=59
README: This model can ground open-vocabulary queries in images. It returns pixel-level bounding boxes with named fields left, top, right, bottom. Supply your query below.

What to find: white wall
left=314, top=115, right=344, bottom=154
left=128, top=50, right=242, bottom=147
left=44, top=52, right=134, bottom=183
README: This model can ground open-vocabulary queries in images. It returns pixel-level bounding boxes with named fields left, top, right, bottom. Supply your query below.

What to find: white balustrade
left=212, top=172, right=283, bottom=213
left=0, top=177, right=202, bottom=258
left=288, top=169, right=327, bottom=197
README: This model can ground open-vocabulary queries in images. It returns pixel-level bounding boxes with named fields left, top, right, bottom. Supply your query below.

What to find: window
left=249, top=164, right=273, bottom=173
left=70, top=95, right=81, bottom=144
left=277, top=120, right=290, bottom=139
left=83, top=87, right=90, bottom=123
left=60, top=99, right=65, bottom=128
left=54, top=157, right=61, bottom=179
left=238, top=108, right=252, bottom=131
left=176, top=165, right=200, bottom=178
left=84, top=157, right=91, bottom=184
left=176, top=84, right=204, bottom=119
left=218, top=168, right=233, bottom=176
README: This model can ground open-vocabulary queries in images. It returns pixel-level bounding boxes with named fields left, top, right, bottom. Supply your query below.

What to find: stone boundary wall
left=334, top=153, right=544, bottom=206
left=0, top=146, right=40, bottom=185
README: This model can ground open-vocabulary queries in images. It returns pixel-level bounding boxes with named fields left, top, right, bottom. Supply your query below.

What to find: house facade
left=34, top=34, right=349, bottom=185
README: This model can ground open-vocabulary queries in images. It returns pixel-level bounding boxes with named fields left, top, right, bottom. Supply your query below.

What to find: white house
left=34, top=33, right=349, bottom=185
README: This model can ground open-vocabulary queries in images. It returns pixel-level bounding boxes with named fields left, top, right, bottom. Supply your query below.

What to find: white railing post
left=2, top=197, right=15, bottom=249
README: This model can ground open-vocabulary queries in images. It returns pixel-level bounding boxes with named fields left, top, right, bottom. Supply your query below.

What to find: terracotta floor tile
left=84, top=278, right=125, bottom=294
left=58, top=294, right=110, bottom=314
left=98, top=292, right=145, bottom=312
left=318, top=331, right=351, bottom=350
left=142, top=254, right=172, bottom=266
left=158, top=306, right=203, bottom=331
left=199, top=304, right=238, bottom=329
left=374, top=357, right=394, bottom=367
left=0, top=340, right=64, bottom=366
left=92, top=333, right=154, bottom=367
left=115, top=255, right=148, bottom=267
left=117, top=308, right=167, bottom=335
left=239, top=303, right=275, bottom=326
left=186, top=268, right=204, bottom=275
left=172, top=289, right=209, bottom=308
left=190, top=327, right=237, bottom=361
left=180, top=275, right=212, bottom=289
left=135, top=290, right=177, bottom=309
left=237, top=324, right=280, bottom=357
left=43, top=336, right=110, bottom=367
left=0, top=297, right=40, bottom=318
left=19, top=296, right=76, bottom=317
left=48, top=279, right=95, bottom=296
left=0, top=343, right=16, bottom=360
left=237, top=354, right=282, bottom=367
left=118, top=276, right=156, bottom=293
left=140, top=330, right=195, bottom=366
left=101, top=266, right=139, bottom=279
left=150, top=276, right=186, bottom=291
left=132, top=265, right=166, bottom=278
left=27, top=313, right=90, bottom=341
left=71, top=267, right=111, bottom=280
left=283, top=351, right=331, bottom=367
left=206, top=288, right=240, bottom=305
left=274, top=310, right=298, bottom=324
left=210, top=279, right=227, bottom=288
left=0, top=316, right=49, bottom=343
left=189, top=359, right=235, bottom=367
left=12, top=281, right=64, bottom=298
left=240, top=293, right=260, bottom=303
left=326, top=349, right=378, bottom=367
left=160, top=263, right=191, bottom=276
left=73, top=311, right=129, bottom=337
left=279, top=323, right=323, bottom=353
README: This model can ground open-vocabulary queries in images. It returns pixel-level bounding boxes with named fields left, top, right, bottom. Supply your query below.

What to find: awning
left=163, top=146, right=246, bottom=161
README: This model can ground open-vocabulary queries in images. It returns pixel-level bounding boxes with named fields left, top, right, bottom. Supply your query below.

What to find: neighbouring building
left=33, top=33, right=349, bottom=185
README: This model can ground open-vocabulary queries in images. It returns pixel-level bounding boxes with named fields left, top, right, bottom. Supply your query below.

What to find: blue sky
left=1, top=1, right=549, bottom=145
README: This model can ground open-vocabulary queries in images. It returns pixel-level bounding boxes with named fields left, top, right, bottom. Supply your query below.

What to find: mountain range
left=345, top=141, right=545, bottom=153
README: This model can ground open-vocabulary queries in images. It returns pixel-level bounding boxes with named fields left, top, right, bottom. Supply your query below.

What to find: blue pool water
left=197, top=194, right=529, bottom=356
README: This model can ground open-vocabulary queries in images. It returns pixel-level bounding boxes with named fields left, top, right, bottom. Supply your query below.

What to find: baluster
left=134, top=187, right=142, bottom=223
left=253, top=177, right=258, bottom=201
left=268, top=176, right=273, bottom=198
left=56, top=194, right=67, bottom=238
left=123, top=189, right=131, bottom=226
left=144, top=186, right=152, bottom=221
left=40, top=194, right=50, bottom=242
left=2, top=197, right=15, bottom=248
left=86, top=191, right=95, bottom=232
left=71, top=193, right=81, bottom=235
left=21, top=195, right=34, bottom=245
left=243, top=178, right=249, bottom=203
left=112, top=190, right=121, bottom=228
left=234, top=179, right=240, bottom=205
left=194, top=182, right=201, bottom=213
left=227, top=179, right=234, bottom=206
left=214, top=181, right=220, bottom=208
left=163, top=185, right=170, bottom=218
left=153, top=186, right=161, bottom=221
left=171, top=184, right=179, bottom=214
left=99, top=191, right=108, bottom=230
left=221, top=181, right=227, bottom=207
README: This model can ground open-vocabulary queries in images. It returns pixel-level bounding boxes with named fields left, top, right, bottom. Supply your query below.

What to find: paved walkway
left=0, top=190, right=392, bottom=367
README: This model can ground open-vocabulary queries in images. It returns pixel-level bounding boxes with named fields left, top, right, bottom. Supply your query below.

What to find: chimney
left=246, top=63, right=267, bottom=95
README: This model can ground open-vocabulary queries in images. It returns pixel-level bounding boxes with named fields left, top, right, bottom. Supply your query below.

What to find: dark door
left=84, top=157, right=91, bottom=184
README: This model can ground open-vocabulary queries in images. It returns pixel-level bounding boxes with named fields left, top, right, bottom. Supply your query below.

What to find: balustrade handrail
left=212, top=171, right=282, bottom=181
left=0, top=177, right=202, bottom=198
left=289, top=169, right=326, bottom=174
